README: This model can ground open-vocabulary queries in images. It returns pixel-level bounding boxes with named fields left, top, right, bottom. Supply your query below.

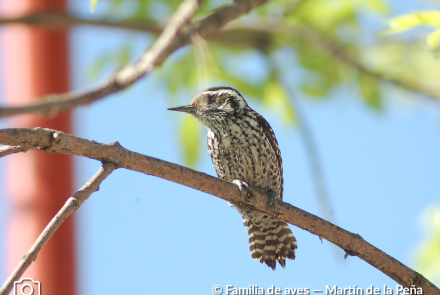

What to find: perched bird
left=168, top=86, right=297, bottom=269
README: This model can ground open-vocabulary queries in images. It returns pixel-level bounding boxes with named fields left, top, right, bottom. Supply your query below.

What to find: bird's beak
left=167, top=104, right=196, bottom=113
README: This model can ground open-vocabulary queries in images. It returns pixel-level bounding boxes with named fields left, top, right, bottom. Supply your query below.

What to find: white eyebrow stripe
left=202, top=90, right=240, bottom=97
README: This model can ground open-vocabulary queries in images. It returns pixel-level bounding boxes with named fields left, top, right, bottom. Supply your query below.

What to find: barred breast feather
left=205, top=102, right=297, bottom=270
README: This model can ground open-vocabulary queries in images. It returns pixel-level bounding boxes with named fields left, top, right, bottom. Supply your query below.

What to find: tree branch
left=283, top=24, right=440, bottom=102
left=0, top=0, right=201, bottom=118
left=0, top=127, right=438, bottom=294
left=0, top=11, right=164, bottom=33
left=0, top=0, right=270, bottom=119
left=0, top=162, right=116, bottom=295
left=0, top=11, right=438, bottom=107
left=0, top=145, right=31, bottom=158
left=218, top=22, right=440, bottom=101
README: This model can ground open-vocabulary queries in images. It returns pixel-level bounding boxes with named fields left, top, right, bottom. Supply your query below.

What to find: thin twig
left=0, top=127, right=438, bottom=294
left=0, top=0, right=270, bottom=118
left=283, top=85, right=337, bottom=230
left=191, top=32, right=210, bottom=89
left=0, top=11, right=163, bottom=33
left=288, top=25, right=440, bottom=101
left=0, top=162, right=116, bottom=295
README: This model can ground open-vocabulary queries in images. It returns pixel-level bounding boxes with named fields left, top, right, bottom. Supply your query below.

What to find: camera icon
left=14, top=278, right=41, bottom=295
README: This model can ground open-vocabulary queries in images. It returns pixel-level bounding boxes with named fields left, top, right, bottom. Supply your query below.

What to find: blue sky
left=1, top=0, right=440, bottom=294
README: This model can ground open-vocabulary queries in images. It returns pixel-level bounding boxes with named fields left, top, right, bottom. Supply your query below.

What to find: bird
left=168, top=86, right=297, bottom=269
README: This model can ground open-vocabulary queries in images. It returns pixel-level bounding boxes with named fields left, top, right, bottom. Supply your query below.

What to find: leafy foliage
left=414, top=205, right=440, bottom=284
left=383, top=11, right=440, bottom=56
left=86, top=0, right=440, bottom=164
left=86, top=0, right=440, bottom=166
left=90, top=0, right=100, bottom=12
left=87, top=0, right=440, bottom=280
left=358, top=74, right=382, bottom=110
left=88, top=44, right=133, bottom=80
left=180, top=115, right=201, bottom=168
left=262, top=81, right=296, bottom=124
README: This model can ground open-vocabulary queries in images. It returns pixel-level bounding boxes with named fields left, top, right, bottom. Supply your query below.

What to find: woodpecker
left=168, top=86, right=297, bottom=269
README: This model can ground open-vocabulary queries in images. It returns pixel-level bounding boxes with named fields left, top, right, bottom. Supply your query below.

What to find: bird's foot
left=232, top=179, right=253, bottom=201
left=268, top=189, right=278, bottom=216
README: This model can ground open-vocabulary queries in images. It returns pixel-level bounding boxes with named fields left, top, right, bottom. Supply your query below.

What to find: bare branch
left=0, top=0, right=201, bottom=118
left=0, top=162, right=116, bottom=295
left=0, top=11, right=438, bottom=105
left=0, top=127, right=438, bottom=294
left=0, top=11, right=164, bottom=33
left=0, top=0, right=270, bottom=119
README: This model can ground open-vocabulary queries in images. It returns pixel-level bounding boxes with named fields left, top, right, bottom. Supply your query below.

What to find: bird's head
left=167, top=86, right=249, bottom=123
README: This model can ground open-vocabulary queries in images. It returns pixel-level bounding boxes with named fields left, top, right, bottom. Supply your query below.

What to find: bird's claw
left=232, top=179, right=253, bottom=200
left=233, top=181, right=277, bottom=215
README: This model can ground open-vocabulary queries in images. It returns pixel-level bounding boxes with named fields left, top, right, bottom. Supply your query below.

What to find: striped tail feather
left=244, top=215, right=297, bottom=270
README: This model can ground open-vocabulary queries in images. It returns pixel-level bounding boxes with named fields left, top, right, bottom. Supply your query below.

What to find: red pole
left=1, top=1, right=76, bottom=295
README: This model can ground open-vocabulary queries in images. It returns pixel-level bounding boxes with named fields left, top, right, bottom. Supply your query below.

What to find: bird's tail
left=243, top=214, right=297, bottom=270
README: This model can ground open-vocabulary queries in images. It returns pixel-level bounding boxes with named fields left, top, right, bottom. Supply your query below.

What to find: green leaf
left=87, top=55, right=110, bottom=81
left=118, top=45, right=132, bottom=68
left=180, top=115, right=201, bottom=168
left=358, top=74, right=382, bottom=110
left=90, top=0, right=100, bottom=13
left=414, top=205, right=440, bottom=284
left=293, top=0, right=358, bottom=32
left=365, top=0, right=388, bottom=13
left=160, top=47, right=199, bottom=95
left=87, top=44, right=133, bottom=81
left=263, top=81, right=296, bottom=124
left=416, top=11, right=440, bottom=26
left=383, top=11, right=440, bottom=35
left=301, top=84, right=328, bottom=98
left=295, top=41, right=343, bottom=99
left=427, top=28, right=440, bottom=50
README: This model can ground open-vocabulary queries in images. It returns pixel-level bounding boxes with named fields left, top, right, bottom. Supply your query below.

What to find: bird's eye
left=200, top=93, right=215, bottom=105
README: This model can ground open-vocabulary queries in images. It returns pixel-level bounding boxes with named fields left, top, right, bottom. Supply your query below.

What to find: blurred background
left=1, top=0, right=440, bottom=294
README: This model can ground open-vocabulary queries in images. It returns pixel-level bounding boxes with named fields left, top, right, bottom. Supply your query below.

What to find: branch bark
left=0, top=127, right=438, bottom=294
left=0, top=11, right=164, bottom=33
left=0, top=162, right=116, bottom=295
left=0, top=0, right=270, bottom=119
left=0, top=145, right=31, bottom=158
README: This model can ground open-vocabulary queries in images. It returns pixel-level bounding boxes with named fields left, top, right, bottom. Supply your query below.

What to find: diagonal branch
left=0, top=12, right=438, bottom=106
left=282, top=24, right=440, bottom=102
left=0, top=162, right=116, bottom=295
left=0, top=0, right=201, bottom=118
left=0, top=0, right=270, bottom=119
left=0, top=127, right=438, bottom=294
left=218, top=22, right=440, bottom=101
